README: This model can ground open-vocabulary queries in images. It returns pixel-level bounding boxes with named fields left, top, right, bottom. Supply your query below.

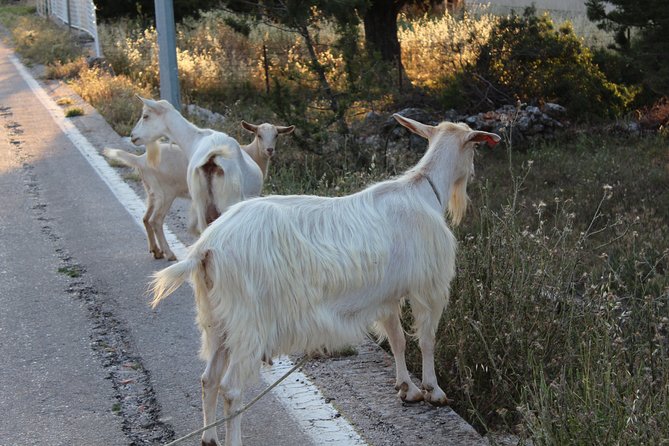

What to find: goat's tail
left=189, top=144, right=243, bottom=232
left=103, top=147, right=144, bottom=169
left=210, top=149, right=243, bottom=215
left=149, top=256, right=201, bottom=308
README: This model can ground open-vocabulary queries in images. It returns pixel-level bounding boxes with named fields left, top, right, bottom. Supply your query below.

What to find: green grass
left=57, top=265, right=82, bottom=278
left=65, top=107, right=84, bottom=117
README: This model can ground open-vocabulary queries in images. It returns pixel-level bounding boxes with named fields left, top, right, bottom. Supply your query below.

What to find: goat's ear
left=241, top=120, right=258, bottom=134
left=393, top=113, right=435, bottom=139
left=276, top=125, right=295, bottom=134
left=139, top=96, right=164, bottom=114
left=467, top=130, right=501, bottom=147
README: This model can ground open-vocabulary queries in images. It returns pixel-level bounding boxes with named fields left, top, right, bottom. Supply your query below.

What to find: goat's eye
left=143, top=114, right=149, bottom=120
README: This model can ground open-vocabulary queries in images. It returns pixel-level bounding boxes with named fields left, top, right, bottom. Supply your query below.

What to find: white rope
left=163, top=356, right=309, bottom=446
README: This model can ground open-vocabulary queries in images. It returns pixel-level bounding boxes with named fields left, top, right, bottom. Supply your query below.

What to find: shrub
left=472, top=7, right=637, bottom=118
left=45, top=58, right=87, bottom=80
left=398, top=9, right=497, bottom=91
left=71, top=65, right=152, bottom=135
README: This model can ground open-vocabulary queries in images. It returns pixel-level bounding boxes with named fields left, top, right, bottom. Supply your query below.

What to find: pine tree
left=586, top=0, right=669, bottom=96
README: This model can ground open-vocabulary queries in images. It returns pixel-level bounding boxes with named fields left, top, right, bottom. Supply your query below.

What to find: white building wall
left=469, top=0, right=588, bottom=14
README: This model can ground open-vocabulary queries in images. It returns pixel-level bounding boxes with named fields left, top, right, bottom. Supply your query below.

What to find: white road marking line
left=10, top=54, right=366, bottom=445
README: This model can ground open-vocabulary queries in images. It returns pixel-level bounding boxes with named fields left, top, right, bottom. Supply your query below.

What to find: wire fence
left=36, top=0, right=101, bottom=57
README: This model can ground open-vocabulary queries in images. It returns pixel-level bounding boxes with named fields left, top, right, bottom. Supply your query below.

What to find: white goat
left=106, top=120, right=293, bottom=260
left=129, top=97, right=263, bottom=235
left=150, top=114, right=500, bottom=446
left=103, top=141, right=188, bottom=261
left=240, top=120, right=294, bottom=178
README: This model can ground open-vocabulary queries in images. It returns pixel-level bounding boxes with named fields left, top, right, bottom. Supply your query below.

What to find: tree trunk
left=363, top=0, right=405, bottom=63
left=298, top=24, right=349, bottom=134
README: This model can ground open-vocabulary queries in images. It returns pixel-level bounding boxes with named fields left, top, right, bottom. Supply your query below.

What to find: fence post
left=154, top=0, right=181, bottom=111
left=263, top=43, right=270, bottom=94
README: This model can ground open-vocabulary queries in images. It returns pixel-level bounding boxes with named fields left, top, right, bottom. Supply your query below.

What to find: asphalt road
left=0, top=39, right=317, bottom=446
left=0, top=37, right=486, bottom=446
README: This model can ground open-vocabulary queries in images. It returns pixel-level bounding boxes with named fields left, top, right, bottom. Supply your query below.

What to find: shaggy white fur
left=150, top=114, right=500, bottom=446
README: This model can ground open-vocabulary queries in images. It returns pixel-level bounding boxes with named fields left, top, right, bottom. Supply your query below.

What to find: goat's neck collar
left=424, top=174, right=443, bottom=207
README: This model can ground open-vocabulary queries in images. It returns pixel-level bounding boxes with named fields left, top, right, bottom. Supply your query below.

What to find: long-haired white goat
left=150, top=114, right=500, bottom=446
left=129, top=97, right=265, bottom=235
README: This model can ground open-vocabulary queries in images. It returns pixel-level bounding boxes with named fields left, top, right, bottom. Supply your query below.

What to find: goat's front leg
left=414, top=299, right=449, bottom=406
left=378, top=313, right=423, bottom=403
left=201, top=346, right=228, bottom=446
left=418, top=331, right=449, bottom=406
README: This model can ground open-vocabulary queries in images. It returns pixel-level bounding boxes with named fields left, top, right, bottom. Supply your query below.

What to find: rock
left=526, top=105, right=541, bottom=116
left=185, top=104, right=225, bottom=127
left=393, top=107, right=435, bottom=124
left=541, top=102, right=567, bottom=118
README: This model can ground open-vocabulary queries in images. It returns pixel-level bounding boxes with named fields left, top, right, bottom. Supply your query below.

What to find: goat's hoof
left=396, top=381, right=423, bottom=403
left=201, top=440, right=220, bottom=446
left=166, top=253, right=177, bottom=261
left=152, top=250, right=164, bottom=259
left=422, top=385, right=450, bottom=407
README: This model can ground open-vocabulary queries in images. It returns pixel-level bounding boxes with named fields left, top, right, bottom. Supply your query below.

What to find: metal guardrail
left=36, top=0, right=101, bottom=57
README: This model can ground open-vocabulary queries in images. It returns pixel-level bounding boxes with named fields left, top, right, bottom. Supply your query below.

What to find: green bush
left=473, top=7, right=637, bottom=119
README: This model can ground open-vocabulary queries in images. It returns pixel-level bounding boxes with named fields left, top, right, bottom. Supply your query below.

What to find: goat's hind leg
left=151, top=196, right=177, bottom=261
left=378, top=312, right=423, bottom=403
left=219, top=356, right=256, bottom=446
left=201, top=345, right=228, bottom=446
left=143, top=195, right=163, bottom=259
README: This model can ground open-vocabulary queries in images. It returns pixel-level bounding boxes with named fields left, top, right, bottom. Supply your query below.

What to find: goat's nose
left=266, top=148, right=274, bottom=156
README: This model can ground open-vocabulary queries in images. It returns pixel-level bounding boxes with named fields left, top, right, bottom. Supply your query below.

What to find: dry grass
left=70, top=65, right=152, bottom=136
left=9, top=15, right=85, bottom=66
left=399, top=9, right=498, bottom=90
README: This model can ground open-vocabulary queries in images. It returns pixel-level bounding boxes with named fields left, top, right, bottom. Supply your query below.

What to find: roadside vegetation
left=1, top=2, right=667, bottom=444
